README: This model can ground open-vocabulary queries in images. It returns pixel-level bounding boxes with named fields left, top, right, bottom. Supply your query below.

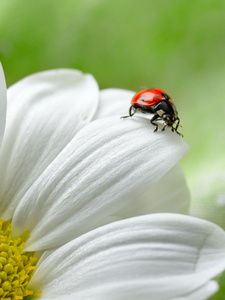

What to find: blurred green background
left=0, top=0, right=225, bottom=298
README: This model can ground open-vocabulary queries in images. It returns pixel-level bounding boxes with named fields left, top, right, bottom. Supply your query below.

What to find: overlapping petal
left=93, top=88, right=190, bottom=216
left=12, top=116, right=188, bottom=251
left=114, top=164, right=190, bottom=219
left=0, top=69, right=99, bottom=220
left=94, top=88, right=135, bottom=119
left=173, top=281, right=218, bottom=300
left=29, top=213, right=225, bottom=300
left=0, top=63, right=7, bottom=149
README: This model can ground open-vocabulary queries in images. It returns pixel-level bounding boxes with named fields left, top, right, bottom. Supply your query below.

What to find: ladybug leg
left=162, top=124, right=167, bottom=131
left=176, top=130, right=183, bottom=137
left=129, top=105, right=136, bottom=117
left=174, top=118, right=183, bottom=137
left=175, top=117, right=180, bottom=131
left=121, top=105, right=136, bottom=119
left=150, top=114, right=159, bottom=132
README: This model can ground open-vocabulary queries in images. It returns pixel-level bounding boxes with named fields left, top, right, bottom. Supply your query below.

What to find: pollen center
left=0, top=219, right=41, bottom=300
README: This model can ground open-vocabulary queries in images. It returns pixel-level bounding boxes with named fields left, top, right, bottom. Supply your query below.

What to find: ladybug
left=121, top=88, right=182, bottom=136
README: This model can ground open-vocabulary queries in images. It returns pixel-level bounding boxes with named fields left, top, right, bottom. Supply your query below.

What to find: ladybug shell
left=131, top=88, right=176, bottom=107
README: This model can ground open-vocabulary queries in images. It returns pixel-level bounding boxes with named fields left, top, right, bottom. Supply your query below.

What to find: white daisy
left=0, top=65, right=189, bottom=251
left=1, top=64, right=224, bottom=300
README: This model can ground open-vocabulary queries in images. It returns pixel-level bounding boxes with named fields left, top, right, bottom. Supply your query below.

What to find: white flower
left=0, top=65, right=189, bottom=251
left=1, top=63, right=225, bottom=300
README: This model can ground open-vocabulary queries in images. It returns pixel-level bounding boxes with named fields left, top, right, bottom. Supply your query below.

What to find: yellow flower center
left=0, top=219, right=41, bottom=300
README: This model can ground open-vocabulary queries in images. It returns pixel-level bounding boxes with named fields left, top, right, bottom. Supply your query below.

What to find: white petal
left=40, top=282, right=219, bottom=300
left=29, top=214, right=225, bottom=300
left=13, top=116, right=188, bottom=251
left=94, top=88, right=135, bottom=119
left=0, top=62, right=7, bottom=150
left=174, top=281, right=218, bottom=300
left=0, top=69, right=99, bottom=219
left=113, top=164, right=190, bottom=218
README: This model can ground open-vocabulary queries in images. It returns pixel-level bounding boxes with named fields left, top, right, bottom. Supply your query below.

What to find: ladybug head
left=162, top=113, right=177, bottom=127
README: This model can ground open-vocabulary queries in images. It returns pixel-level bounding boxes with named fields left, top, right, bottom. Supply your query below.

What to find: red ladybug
left=121, top=88, right=182, bottom=135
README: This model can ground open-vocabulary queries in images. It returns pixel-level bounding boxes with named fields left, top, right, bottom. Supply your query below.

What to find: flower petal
left=173, top=281, right=218, bottom=300
left=29, top=214, right=225, bottom=300
left=13, top=116, right=188, bottom=251
left=0, top=62, right=7, bottom=150
left=113, top=164, right=190, bottom=218
left=94, top=88, right=135, bottom=119
left=0, top=69, right=99, bottom=219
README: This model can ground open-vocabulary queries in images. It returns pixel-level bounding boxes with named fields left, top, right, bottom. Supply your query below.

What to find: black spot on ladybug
left=140, top=95, right=147, bottom=102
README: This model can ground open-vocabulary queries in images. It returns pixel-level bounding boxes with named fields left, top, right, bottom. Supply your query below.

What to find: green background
left=1, top=1, right=225, bottom=298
